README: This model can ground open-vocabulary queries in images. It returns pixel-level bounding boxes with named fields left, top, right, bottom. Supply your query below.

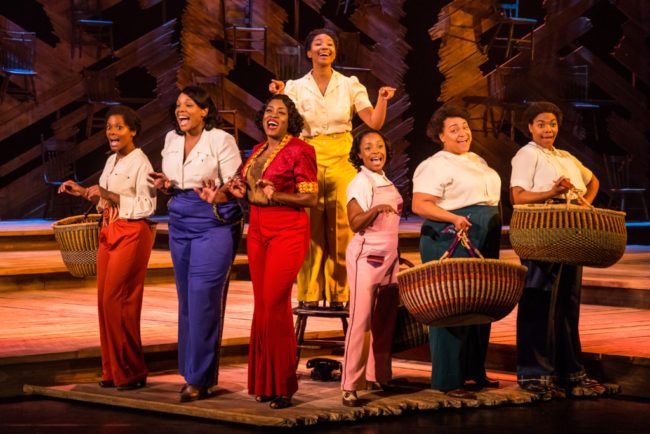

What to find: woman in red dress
left=197, top=94, right=317, bottom=409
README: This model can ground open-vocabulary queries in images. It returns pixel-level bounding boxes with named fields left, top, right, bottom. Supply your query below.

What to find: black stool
left=293, top=301, right=349, bottom=367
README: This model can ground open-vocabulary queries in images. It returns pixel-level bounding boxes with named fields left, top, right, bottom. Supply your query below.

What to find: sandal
left=255, top=395, right=273, bottom=403
left=269, top=395, right=292, bottom=409
left=568, top=378, right=607, bottom=397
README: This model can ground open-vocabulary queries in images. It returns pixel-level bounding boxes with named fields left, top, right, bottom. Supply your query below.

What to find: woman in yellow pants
left=270, top=28, right=395, bottom=307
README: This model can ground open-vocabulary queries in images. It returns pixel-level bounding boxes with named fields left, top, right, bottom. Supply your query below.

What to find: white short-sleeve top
left=346, top=166, right=393, bottom=212
left=284, top=70, right=372, bottom=138
left=510, top=141, right=593, bottom=197
left=413, top=150, right=501, bottom=210
left=161, top=128, right=242, bottom=190
left=98, top=148, right=156, bottom=219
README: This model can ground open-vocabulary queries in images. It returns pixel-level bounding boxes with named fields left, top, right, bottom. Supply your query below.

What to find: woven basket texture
left=509, top=204, right=626, bottom=267
left=52, top=214, right=157, bottom=277
left=397, top=258, right=527, bottom=327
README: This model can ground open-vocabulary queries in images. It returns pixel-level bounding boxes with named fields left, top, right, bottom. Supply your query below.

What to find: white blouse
left=346, top=166, right=394, bottom=212
left=284, top=70, right=372, bottom=138
left=98, top=148, right=156, bottom=219
left=510, top=141, right=593, bottom=197
left=161, top=128, right=242, bottom=189
left=413, top=151, right=501, bottom=210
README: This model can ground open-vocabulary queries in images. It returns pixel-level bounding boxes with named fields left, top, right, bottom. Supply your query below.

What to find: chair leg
left=341, top=317, right=348, bottom=336
left=295, top=314, right=307, bottom=367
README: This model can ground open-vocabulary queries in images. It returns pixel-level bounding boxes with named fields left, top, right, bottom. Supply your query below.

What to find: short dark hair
left=348, top=129, right=393, bottom=171
left=523, top=101, right=563, bottom=126
left=255, top=94, right=304, bottom=137
left=304, top=28, right=339, bottom=59
left=171, top=86, right=220, bottom=135
left=106, top=105, right=142, bottom=138
left=426, top=105, right=471, bottom=143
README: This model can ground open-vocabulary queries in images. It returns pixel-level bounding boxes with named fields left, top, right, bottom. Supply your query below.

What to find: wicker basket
left=397, top=232, right=527, bottom=327
left=52, top=214, right=157, bottom=278
left=509, top=201, right=626, bottom=268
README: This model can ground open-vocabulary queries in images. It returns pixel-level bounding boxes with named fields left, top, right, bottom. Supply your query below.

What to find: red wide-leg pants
left=97, top=219, right=153, bottom=386
left=247, top=205, right=309, bottom=397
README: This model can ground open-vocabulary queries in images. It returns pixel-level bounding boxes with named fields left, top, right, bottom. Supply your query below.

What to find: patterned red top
left=241, top=135, right=318, bottom=195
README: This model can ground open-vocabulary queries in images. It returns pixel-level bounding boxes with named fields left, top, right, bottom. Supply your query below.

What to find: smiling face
left=439, top=117, right=471, bottom=155
left=175, top=92, right=208, bottom=134
left=357, top=132, right=387, bottom=174
left=307, top=33, right=336, bottom=67
left=262, top=98, right=289, bottom=141
left=528, top=112, right=558, bottom=150
left=106, top=114, right=136, bottom=155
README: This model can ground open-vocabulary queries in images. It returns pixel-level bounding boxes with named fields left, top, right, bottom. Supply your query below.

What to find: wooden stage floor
left=1, top=218, right=649, bottom=402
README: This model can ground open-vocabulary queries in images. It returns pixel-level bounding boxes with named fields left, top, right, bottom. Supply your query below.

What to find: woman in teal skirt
left=412, top=105, right=502, bottom=399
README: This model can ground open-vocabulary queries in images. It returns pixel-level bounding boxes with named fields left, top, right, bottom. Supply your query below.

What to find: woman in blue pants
left=149, top=86, right=242, bottom=402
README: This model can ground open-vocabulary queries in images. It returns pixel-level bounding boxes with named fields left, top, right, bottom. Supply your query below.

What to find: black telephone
left=306, top=358, right=342, bottom=382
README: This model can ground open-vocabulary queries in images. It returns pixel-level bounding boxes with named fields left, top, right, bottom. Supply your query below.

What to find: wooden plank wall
left=429, top=0, right=650, bottom=212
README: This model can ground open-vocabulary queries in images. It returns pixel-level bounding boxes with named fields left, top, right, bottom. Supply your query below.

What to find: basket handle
left=440, top=229, right=485, bottom=260
left=559, top=179, right=594, bottom=209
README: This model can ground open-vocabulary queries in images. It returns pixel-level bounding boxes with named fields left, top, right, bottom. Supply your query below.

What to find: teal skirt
left=419, top=204, right=500, bottom=391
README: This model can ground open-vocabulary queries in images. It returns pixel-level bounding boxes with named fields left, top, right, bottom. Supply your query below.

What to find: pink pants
left=341, top=234, right=399, bottom=391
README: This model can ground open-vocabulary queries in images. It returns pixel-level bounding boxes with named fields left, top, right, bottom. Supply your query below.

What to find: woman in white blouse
left=149, top=86, right=243, bottom=402
left=59, top=105, right=156, bottom=391
left=510, top=101, right=603, bottom=398
left=269, top=28, right=395, bottom=309
left=412, top=105, right=501, bottom=399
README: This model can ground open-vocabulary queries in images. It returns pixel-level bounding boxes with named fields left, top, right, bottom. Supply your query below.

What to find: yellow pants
left=297, top=132, right=357, bottom=303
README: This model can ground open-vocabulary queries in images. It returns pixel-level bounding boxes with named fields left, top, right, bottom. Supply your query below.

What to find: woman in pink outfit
left=340, top=129, right=402, bottom=407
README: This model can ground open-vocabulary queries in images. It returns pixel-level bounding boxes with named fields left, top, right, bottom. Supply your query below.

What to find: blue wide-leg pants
left=168, top=190, right=242, bottom=387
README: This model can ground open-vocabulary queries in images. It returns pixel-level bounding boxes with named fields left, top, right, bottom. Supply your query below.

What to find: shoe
left=366, top=381, right=381, bottom=391
left=567, top=378, right=607, bottom=397
left=179, top=383, right=188, bottom=393
left=342, top=390, right=362, bottom=407
left=255, top=395, right=273, bottom=403
left=519, top=382, right=562, bottom=400
left=116, top=378, right=146, bottom=391
left=269, top=395, right=292, bottom=409
left=445, top=389, right=477, bottom=399
left=476, top=377, right=499, bottom=388
left=98, top=380, right=115, bottom=388
left=180, top=384, right=210, bottom=402
left=301, top=301, right=319, bottom=309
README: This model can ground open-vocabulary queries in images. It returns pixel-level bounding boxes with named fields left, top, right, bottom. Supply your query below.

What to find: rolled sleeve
left=349, top=75, right=372, bottom=113
left=346, top=174, right=372, bottom=211
left=568, top=153, right=593, bottom=185
left=118, top=163, right=156, bottom=219
left=294, top=143, right=318, bottom=193
left=510, top=147, right=535, bottom=190
left=217, top=133, right=243, bottom=183
left=412, top=159, right=444, bottom=197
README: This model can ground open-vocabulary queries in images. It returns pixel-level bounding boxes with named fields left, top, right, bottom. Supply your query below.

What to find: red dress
left=245, top=135, right=317, bottom=397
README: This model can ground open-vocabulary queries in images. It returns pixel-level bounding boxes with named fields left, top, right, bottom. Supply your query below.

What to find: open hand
left=148, top=171, right=172, bottom=192
left=194, top=179, right=220, bottom=203
left=227, top=176, right=246, bottom=199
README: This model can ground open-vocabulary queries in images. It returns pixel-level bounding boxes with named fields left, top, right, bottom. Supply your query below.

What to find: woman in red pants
left=196, top=94, right=317, bottom=408
left=59, top=105, right=156, bottom=390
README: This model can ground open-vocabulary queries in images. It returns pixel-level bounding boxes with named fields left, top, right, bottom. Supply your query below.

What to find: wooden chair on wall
left=334, top=31, right=371, bottom=82
left=275, top=45, right=301, bottom=81
left=70, top=0, right=114, bottom=59
left=192, top=73, right=239, bottom=143
left=41, top=133, right=80, bottom=218
left=221, top=0, right=267, bottom=67
left=82, top=68, right=121, bottom=137
left=563, top=64, right=599, bottom=141
left=602, top=154, right=649, bottom=221
left=486, top=0, right=536, bottom=62
left=0, top=31, right=38, bottom=104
